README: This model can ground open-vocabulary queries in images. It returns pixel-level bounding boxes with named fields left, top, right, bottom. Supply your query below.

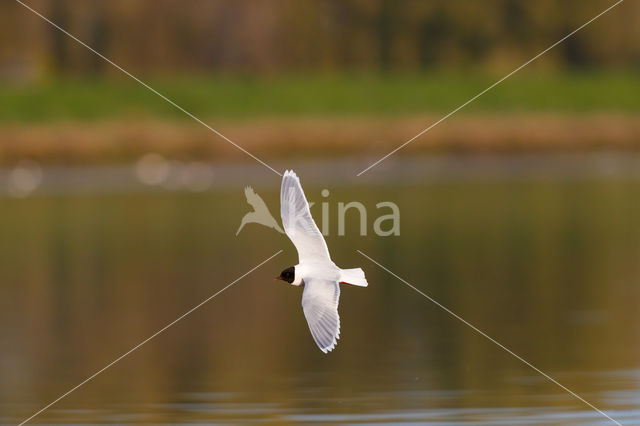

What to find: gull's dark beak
left=274, top=276, right=282, bottom=281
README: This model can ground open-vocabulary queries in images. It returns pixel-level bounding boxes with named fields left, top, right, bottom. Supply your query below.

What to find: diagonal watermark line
left=14, top=0, right=282, bottom=177
left=19, top=250, right=283, bottom=425
left=357, top=250, right=622, bottom=426
left=357, top=0, right=625, bottom=176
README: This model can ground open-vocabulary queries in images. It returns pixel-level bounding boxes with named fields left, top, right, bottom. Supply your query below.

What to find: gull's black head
left=275, top=266, right=295, bottom=284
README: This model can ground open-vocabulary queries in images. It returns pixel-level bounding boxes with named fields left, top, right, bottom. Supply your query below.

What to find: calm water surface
left=0, top=167, right=638, bottom=425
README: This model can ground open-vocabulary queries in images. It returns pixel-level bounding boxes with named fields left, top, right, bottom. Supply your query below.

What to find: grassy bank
left=1, top=71, right=640, bottom=122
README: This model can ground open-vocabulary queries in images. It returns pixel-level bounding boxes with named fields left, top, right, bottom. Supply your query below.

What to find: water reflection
left=0, top=172, right=638, bottom=424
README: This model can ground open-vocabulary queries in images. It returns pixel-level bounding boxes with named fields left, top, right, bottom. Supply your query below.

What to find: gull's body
left=276, top=170, right=367, bottom=353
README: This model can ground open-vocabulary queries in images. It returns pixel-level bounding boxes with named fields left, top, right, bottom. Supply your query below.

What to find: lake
left=1, top=156, right=638, bottom=425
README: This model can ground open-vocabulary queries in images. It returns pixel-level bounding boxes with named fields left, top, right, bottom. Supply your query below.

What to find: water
left=0, top=161, right=639, bottom=424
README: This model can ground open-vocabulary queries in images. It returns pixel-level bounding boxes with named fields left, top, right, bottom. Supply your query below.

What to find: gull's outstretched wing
left=301, top=278, right=340, bottom=353
left=281, top=170, right=331, bottom=263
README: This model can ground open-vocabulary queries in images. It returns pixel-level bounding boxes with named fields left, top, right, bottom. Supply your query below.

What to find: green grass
left=1, top=71, right=639, bottom=122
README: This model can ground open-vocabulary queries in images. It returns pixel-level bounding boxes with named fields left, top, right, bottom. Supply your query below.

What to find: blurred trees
left=0, top=0, right=638, bottom=79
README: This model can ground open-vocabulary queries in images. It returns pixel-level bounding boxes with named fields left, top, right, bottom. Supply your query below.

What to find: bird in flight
left=275, top=170, right=368, bottom=353
left=236, top=186, right=284, bottom=235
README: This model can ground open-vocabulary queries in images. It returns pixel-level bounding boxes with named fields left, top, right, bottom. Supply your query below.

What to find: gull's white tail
left=339, top=268, right=368, bottom=287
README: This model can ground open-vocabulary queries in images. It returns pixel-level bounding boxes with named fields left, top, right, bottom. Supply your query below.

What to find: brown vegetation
left=1, top=113, right=639, bottom=165
left=2, top=0, right=639, bottom=79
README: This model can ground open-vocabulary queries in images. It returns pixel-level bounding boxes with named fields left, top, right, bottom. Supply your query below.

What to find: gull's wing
left=281, top=170, right=331, bottom=263
left=301, top=278, right=340, bottom=353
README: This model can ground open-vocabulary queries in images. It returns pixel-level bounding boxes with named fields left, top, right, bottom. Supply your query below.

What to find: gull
left=275, top=170, right=368, bottom=353
left=236, top=186, right=284, bottom=235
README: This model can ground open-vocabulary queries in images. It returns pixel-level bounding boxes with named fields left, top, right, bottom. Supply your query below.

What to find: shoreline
left=1, top=113, right=638, bottom=166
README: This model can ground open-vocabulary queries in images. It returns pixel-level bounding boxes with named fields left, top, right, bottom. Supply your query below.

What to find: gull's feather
left=280, top=170, right=331, bottom=263
left=302, top=278, right=340, bottom=353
